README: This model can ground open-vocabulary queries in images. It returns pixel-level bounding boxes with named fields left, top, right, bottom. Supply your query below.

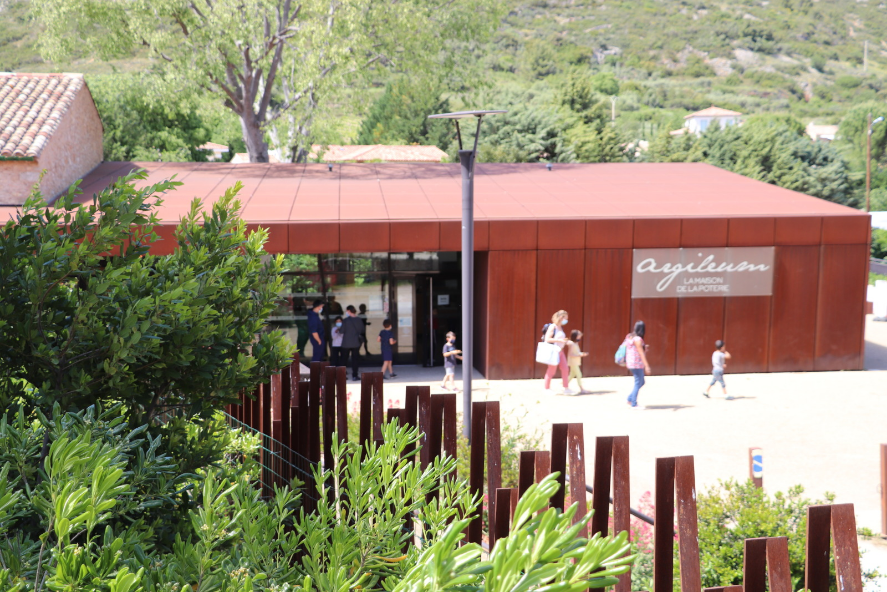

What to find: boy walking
left=378, top=319, right=397, bottom=378
left=440, top=331, right=462, bottom=391
left=703, top=340, right=732, bottom=400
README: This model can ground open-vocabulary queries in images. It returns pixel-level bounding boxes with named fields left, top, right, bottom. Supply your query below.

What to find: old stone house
left=0, top=73, right=103, bottom=205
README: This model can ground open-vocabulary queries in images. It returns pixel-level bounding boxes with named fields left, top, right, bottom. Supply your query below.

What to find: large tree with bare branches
left=32, top=0, right=503, bottom=162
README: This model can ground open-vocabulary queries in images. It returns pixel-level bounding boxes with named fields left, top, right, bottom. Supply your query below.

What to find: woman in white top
left=544, top=310, right=576, bottom=395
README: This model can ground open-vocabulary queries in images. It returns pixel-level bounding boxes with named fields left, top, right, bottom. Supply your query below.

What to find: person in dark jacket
left=307, top=299, right=326, bottom=362
left=340, top=305, right=363, bottom=380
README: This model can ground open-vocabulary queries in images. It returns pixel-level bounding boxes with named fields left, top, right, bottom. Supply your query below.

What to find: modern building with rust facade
left=13, top=160, right=868, bottom=379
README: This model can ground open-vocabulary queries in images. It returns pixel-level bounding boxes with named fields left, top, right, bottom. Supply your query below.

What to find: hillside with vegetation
left=5, top=0, right=887, bottom=211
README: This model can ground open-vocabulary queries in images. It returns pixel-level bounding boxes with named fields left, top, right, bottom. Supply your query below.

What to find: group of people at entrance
left=305, top=299, right=397, bottom=380
left=538, top=309, right=733, bottom=406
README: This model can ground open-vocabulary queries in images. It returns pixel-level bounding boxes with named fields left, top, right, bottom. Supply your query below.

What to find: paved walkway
left=351, top=316, right=887, bottom=534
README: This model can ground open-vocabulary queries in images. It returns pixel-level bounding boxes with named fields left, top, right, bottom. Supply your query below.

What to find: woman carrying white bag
left=535, top=310, right=576, bottom=395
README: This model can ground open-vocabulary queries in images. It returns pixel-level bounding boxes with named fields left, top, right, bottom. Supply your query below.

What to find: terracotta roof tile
left=684, top=105, right=743, bottom=119
left=0, top=73, right=84, bottom=159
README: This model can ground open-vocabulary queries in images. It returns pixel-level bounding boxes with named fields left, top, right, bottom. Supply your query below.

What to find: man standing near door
left=341, top=305, right=363, bottom=380
left=307, top=299, right=326, bottom=362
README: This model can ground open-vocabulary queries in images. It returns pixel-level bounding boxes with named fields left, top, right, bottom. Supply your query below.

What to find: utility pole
left=611, top=95, right=617, bottom=124
left=867, top=113, right=884, bottom=213
left=865, top=40, right=869, bottom=72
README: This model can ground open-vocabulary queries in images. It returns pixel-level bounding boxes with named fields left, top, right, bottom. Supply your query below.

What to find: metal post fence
left=218, top=360, right=864, bottom=590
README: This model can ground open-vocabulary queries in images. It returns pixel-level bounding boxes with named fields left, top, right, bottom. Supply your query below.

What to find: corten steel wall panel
left=587, top=219, right=633, bottom=249
left=633, top=219, right=682, bottom=248
left=338, top=222, right=390, bottom=252
left=723, top=297, right=771, bottom=373
left=475, top=252, right=490, bottom=377
left=288, top=222, right=339, bottom=253
left=675, top=298, right=726, bottom=374
left=814, top=244, right=868, bottom=370
left=486, top=250, right=537, bottom=379
left=489, top=220, right=538, bottom=251
left=440, top=220, right=489, bottom=251
left=775, top=217, right=822, bottom=245
left=630, top=298, right=679, bottom=375
left=538, top=220, right=586, bottom=249
left=681, top=218, right=729, bottom=248
left=584, top=249, right=632, bottom=376
left=390, top=221, right=440, bottom=252
left=533, top=250, right=586, bottom=378
left=247, top=223, right=288, bottom=253
left=147, top=225, right=178, bottom=256
left=728, top=218, right=776, bottom=247
left=769, top=245, right=820, bottom=371
left=821, top=216, right=870, bottom=245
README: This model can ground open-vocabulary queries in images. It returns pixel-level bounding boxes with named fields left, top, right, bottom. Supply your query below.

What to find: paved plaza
left=353, top=316, right=887, bottom=546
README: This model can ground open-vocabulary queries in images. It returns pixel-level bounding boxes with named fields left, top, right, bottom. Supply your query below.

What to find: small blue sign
left=752, top=451, right=763, bottom=478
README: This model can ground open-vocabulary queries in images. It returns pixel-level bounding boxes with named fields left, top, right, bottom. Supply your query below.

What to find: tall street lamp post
left=866, top=113, right=884, bottom=213
left=428, top=110, right=505, bottom=439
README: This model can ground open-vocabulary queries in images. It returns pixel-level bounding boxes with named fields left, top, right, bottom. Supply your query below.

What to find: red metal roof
left=0, top=161, right=864, bottom=224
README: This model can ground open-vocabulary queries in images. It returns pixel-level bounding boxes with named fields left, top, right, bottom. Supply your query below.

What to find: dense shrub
left=0, top=171, right=292, bottom=432
left=629, top=480, right=880, bottom=592
left=0, top=406, right=634, bottom=592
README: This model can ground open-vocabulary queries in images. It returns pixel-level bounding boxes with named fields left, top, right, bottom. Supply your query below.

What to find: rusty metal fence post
left=467, top=401, right=501, bottom=546
left=551, top=424, right=587, bottom=537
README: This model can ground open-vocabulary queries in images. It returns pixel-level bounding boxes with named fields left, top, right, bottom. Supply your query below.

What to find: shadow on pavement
left=565, top=390, right=616, bottom=396
left=644, top=404, right=694, bottom=411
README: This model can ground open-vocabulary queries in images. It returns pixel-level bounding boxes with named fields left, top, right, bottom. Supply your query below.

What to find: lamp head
left=875, top=117, right=885, bottom=126
left=427, top=110, right=508, bottom=119
left=428, top=110, right=507, bottom=152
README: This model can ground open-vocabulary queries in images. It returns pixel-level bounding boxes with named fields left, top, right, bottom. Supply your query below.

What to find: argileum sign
left=631, top=247, right=775, bottom=298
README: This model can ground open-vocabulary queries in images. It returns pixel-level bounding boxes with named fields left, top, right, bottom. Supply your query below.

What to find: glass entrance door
left=267, top=252, right=447, bottom=365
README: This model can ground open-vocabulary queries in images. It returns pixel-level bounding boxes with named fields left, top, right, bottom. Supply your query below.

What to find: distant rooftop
left=199, top=142, right=230, bottom=152
left=684, top=105, right=743, bottom=119
left=315, top=144, right=448, bottom=163
left=0, top=73, right=87, bottom=159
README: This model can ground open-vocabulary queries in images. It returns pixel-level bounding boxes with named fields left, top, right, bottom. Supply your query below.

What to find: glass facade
left=266, top=252, right=462, bottom=366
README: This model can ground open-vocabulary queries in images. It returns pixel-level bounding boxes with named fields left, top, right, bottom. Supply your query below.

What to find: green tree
left=520, top=39, right=560, bottom=78
left=566, top=121, right=625, bottom=163
left=356, top=78, right=453, bottom=148
left=873, top=228, right=887, bottom=259
left=0, top=171, right=293, bottom=436
left=646, top=116, right=854, bottom=206
left=590, top=72, right=620, bottom=96
left=477, top=104, right=574, bottom=163
left=838, top=103, right=887, bottom=166
left=88, top=73, right=213, bottom=162
left=33, top=0, right=504, bottom=163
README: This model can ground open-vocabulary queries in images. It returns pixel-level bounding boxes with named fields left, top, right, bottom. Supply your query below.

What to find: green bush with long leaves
left=0, top=404, right=634, bottom=592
